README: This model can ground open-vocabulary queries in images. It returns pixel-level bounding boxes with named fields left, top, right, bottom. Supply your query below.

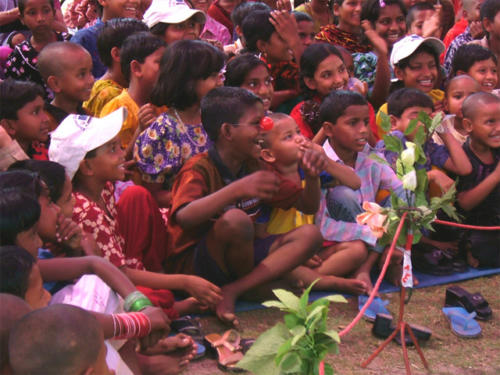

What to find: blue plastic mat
left=233, top=267, right=500, bottom=313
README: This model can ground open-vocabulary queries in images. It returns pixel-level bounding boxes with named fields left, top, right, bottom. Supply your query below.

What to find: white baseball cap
left=143, top=0, right=206, bottom=29
left=49, top=108, right=127, bottom=179
left=390, top=34, right=445, bottom=69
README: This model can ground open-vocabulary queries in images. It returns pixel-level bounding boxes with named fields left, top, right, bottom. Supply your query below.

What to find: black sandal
left=372, top=313, right=432, bottom=346
left=445, top=286, right=492, bottom=320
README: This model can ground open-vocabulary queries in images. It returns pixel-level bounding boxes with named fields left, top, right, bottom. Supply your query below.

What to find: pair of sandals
left=205, top=329, right=254, bottom=372
left=442, top=286, right=492, bottom=338
left=412, top=248, right=467, bottom=275
left=358, top=295, right=432, bottom=346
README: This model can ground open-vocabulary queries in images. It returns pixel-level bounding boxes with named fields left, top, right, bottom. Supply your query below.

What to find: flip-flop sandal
left=358, top=295, right=391, bottom=322
left=171, top=315, right=203, bottom=341
left=445, top=286, right=492, bottom=320
left=372, top=313, right=432, bottom=346
left=442, top=307, right=482, bottom=338
left=205, top=329, right=245, bottom=372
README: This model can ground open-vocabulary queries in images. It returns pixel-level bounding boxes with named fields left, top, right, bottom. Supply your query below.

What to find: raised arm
left=439, top=131, right=473, bottom=175
left=458, top=162, right=500, bottom=211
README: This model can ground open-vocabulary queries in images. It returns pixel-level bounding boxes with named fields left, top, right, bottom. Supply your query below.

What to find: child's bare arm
left=325, top=160, right=361, bottom=190
left=175, top=171, right=280, bottom=229
left=38, top=255, right=137, bottom=298
left=458, top=162, right=500, bottom=211
left=439, top=131, right=473, bottom=175
left=122, top=268, right=222, bottom=308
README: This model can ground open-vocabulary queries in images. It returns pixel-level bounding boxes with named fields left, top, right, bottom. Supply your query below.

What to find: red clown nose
left=259, top=116, right=274, bottom=131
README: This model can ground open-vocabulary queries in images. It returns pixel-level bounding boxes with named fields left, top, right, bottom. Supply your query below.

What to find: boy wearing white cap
left=376, top=34, right=446, bottom=137
left=49, top=108, right=223, bottom=323
left=144, top=0, right=206, bottom=44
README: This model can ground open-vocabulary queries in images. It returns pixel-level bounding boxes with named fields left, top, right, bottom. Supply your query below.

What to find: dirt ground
left=187, top=274, right=500, bottom=375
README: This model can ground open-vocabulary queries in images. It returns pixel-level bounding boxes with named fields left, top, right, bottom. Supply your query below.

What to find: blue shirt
left=70, top=19, right=105, bottom=78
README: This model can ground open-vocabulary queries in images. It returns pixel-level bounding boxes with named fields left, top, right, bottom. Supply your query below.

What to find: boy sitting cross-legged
left=166, top=87, right=326, bottom=326
left=317, top=90, right=407, bottom=293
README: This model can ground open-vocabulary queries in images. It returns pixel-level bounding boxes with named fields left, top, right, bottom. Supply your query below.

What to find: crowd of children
left=0, top=0, right=499, bottom=373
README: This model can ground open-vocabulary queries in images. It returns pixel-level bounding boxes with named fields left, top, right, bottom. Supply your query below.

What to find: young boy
left=71, top=0, right=140, bottom=77
left=242, top=9, right=303, bottom=110
left=316, top=90, right=406, bottom=292
left=0, top=294, right=31, bottom=375
left=37, top=42, right=94, bottom=128
left=443, top=0, right=486, bottom=74
left=100, top=32, right=166, bottom=155
left=433, top=75, right=480, bottom=146
left=167, top=87, right=324, bottom=326
left=83, top=18, right=149, bottom=116
left=451, top=44, right=498, bottom=94
left=474, top=0, right=500, bottom=79
left=0, top=79, right=50, bottom=160
left=259, top=113, right=367, bottom=294
left=48, top=108, right=223, bottom=316
left=293, top=11, right=315, bottom=49
left=9, top=304, right=113, bottom=375
left=406, top=3, right=441, bottom=38
left=379, top=88, right=472, bottom=190
left=457, top=92, right=500, bottom=268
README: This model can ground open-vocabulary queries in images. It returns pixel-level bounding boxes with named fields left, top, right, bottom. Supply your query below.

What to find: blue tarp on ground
left=233, top=267, right=500, bottom=313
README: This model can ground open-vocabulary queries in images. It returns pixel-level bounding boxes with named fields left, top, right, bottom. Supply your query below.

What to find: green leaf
left=324, top=362, right=335, bottom=375
left=323, top=295, right=347, bottom=304
left=415, top=168, right=428, bottom=193
left=237, top=323, right=290, bottom=375
left=322, top=329, right=341, bottom=343
left=428, top=111, right=443, bottom=134
left=414, top=125, right=426, bottom=145
left=262, top=301, right=287, bottom=310
left=404, top=118, right=418, bottom=136
left=280, top=352, right=302, bottom=373
left=306, top=305, right=325, bottom=325
left=379, top=111, right=392, bottom=132
left=299, top=279, right=319, bottom=313
left=417, top=110, right=431, bottom=129
left=290, top=325, right=306, bottom=345
left=383, top=134, right=403, bottom=153
left=275, top=338, right=292, bottom=365
left=273, top=289, right=301, bottom=311
left=284, top=313, right=302, bottom=329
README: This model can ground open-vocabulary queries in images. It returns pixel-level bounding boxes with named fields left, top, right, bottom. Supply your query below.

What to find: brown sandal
left=205, top=329, right=244, bottom=372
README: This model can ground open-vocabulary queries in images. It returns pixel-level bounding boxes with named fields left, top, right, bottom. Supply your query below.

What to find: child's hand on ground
left=301, top=148, right=328, bottom=177
left=56, top=214, right=83, bottom=251
left=138, top=104, right=158, bottom=131
left=237, top=171, right=280, bottom=200
left=139, top=306, right=171, bottom=350
left=184, top=275, right=223, bottom=309
left=361, top=20, right=388, bottom=57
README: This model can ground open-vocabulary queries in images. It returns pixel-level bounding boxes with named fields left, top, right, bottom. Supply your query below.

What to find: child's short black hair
left=480, top=0, right=500, bottom=23
left=18, top=0, right=54, bottom=15
left=462, top=91, right=500, bottom=120
left=319, top=90, right=368, bottom=125
left=151, top=40, right=225, bottom=110
left=451, top=44, right=498, bottom=77
left=120, top=31, right=166, bottom=83
left=97, top=18, right=149, bottom=68
left=8, top=160, right=66, bottom=203
left=0, top=246, right=36, bottom=299
left=395, top=43, right=440, bottom=71
left=0, top=191, right=41, bottom=246
left=201, top=87, right=263, bottom=142
left=0, top=170, right=43, bottom=198
left=37, top=42, right=89, bottom=81
left=231, top=2, right=272, bottom=27
left=387, top=88, right=434, bottom=117
left=0, top=79, right=45, bottom=120
left=406, top=3, right=434, bottom=29
left=362, top=0, right=407, bottom=26
left=293, top=11, right=314, bottom=23
left=241, top=10, right=275, bottom=53
left=9, top=304, right=103, bottom=375
left=225, top=53, right=269, bottom=87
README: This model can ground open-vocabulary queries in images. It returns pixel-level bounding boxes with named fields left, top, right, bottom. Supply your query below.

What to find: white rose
left=402, top=170, right=417, bottom=191
left=401, top=142, right=416, bottom=168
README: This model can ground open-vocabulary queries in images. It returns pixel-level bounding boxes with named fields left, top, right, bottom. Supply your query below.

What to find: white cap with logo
left=390, top=34, right=445, bottom=69
left=143, top=0, right=206, bottom=29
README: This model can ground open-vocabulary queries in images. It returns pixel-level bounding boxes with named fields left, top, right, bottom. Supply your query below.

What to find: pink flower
left=356, top=201, right=388, bottom=238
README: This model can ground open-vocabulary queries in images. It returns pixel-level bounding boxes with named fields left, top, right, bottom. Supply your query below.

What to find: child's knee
left=326, top=186, right=361, bottom=221
left=216, top=208, right=254, bottom=240
left=351, top=240, right=369, bottom=261
left=294, top=224, right=323, bottom=249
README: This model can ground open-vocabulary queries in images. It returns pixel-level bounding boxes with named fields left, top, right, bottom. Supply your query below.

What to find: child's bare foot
left=174, top=297, right=209, bottom=315
left=216, top=286, right=240, bottom=328
left=354, top=271, right=373, bottom=295
left=141, top=333, right=196, bottom=356
left=137, top=351, right=193, bottom=375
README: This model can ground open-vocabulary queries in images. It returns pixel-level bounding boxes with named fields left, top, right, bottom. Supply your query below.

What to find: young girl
left=315, top=0, right=371, bottom=53
left=354, top=0, right=407, bottom=108
left=290, top=43, right=378, bottom=143
left=4, top=0, right=68, bottom=100
left=135, top=40, right=225, bottom=208
left=225, top=53, right=274, bottom=113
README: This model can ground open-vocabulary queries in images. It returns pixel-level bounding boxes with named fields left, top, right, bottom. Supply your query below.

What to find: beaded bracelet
left=124, top=291, right=153, bottom=312
left=112, top=312, right=152, bottom=340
